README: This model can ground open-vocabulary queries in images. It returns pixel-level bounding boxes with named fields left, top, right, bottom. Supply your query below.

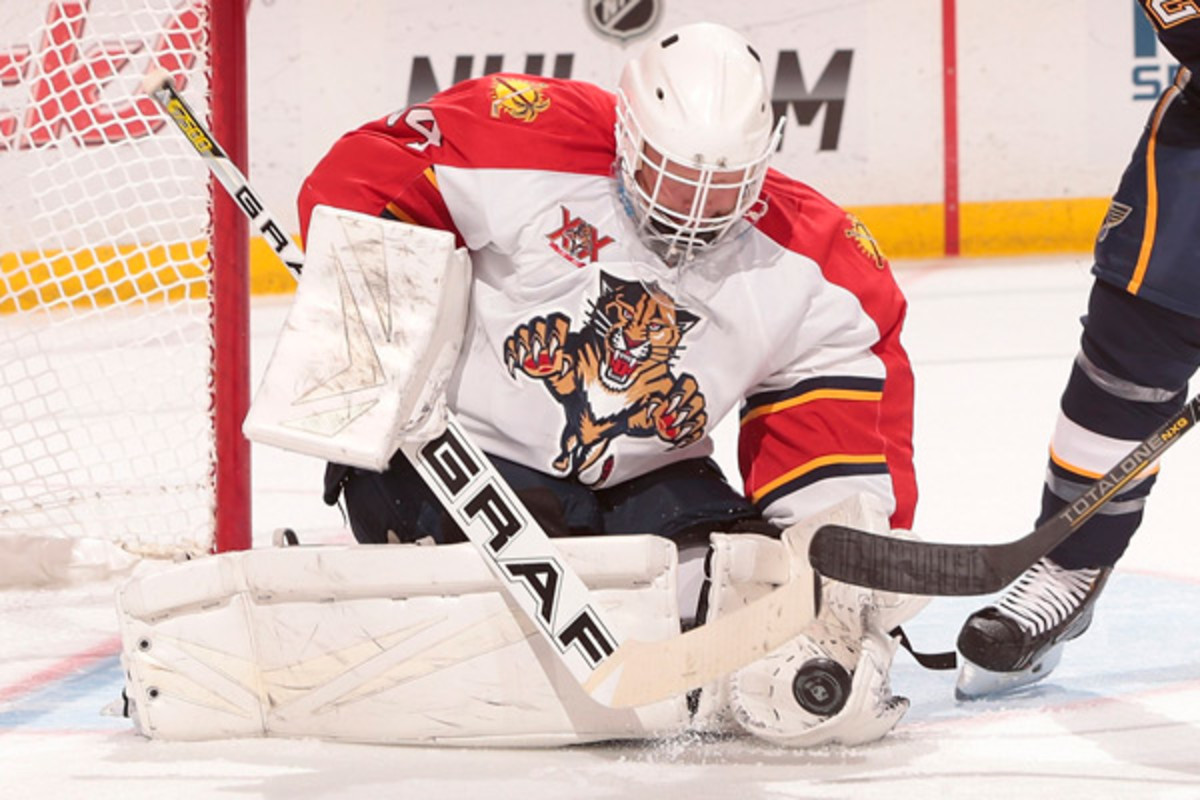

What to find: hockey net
left=0, top=0, right=247, bottom=585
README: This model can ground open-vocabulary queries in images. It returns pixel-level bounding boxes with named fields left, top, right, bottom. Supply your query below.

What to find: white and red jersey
left=299, top=74, right=917, bottom=530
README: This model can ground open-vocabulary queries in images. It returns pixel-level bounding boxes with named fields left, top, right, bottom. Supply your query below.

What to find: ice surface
left=2, top=256, right=1198, bottom=799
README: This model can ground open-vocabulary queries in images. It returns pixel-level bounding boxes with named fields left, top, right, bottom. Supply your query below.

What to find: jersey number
left=386, top=107, right=442, bottom=153
left=1145, top=0, right=1200, bottom=27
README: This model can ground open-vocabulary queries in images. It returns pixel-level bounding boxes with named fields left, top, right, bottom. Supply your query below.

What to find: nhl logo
left=586, top=0, right=660, bottom=42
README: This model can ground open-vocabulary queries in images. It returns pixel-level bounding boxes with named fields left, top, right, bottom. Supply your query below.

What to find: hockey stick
left=144, top=70, right=815, bottom=707
left=809, top=394, right=1200, bottom=595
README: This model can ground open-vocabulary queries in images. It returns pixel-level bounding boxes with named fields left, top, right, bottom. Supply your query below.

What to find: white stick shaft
left=403, top=422, right=620, bottom=682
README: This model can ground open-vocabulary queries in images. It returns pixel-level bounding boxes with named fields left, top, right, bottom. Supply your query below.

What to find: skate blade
left=955, top=644, right=1065, bottom=701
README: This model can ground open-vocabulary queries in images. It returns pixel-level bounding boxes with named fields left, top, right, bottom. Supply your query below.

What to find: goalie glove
left=729, top=609, right=909, bottom=748
left=728, top=526, right=929, bottom=748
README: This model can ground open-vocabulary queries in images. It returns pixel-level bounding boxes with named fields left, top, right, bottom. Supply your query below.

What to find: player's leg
left=598, top=463, right=926, bottom=745
left=957, top=280, right=1200, bottom=698
left=597, top=456, right=771, bottom=627
left=116, top=537, right=689, bottom=745
left=958, top=81, right=1200, bottom=698
left=324, top=457, right=458, bottom=544
left=597, top=456, right=768, bottom=541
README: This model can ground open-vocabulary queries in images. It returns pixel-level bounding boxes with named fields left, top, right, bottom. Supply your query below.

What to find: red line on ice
left=0, top=636, right=121, bottom=704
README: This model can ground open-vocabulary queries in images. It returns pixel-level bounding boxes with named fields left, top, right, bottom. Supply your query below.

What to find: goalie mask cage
left=0, top=0, right=249, bottom=577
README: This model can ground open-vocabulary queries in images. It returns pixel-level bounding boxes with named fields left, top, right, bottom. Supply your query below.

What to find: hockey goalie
left=117, top=22, right=927, bottom=748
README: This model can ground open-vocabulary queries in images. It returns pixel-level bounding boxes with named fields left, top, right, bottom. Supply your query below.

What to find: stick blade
left=808, top=524, right=1009, bottom=596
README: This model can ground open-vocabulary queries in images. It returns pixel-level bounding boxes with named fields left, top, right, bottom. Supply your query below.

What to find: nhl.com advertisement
left=0, top=0, right=1174, bottom=257
left=401, top=1, right=854, bottom=152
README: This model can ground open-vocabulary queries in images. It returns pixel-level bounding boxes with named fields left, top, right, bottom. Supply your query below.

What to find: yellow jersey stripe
left=1048, top=446, right=1160, bottom=482
left=741, top=388, right=882, bottom=426
left=385, top=202, right=418, bottom=225
left=1127, top=71, right=1187, bottom=295
left=750, top=453, right=887, bottom=504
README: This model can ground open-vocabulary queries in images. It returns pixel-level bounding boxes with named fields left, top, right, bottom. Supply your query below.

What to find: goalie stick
left=809, top=393, right=1200, bottom=596
left=144, top=70, right=816, bottom=708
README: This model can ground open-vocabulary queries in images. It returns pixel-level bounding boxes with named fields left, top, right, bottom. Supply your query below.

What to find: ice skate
left=956, top=557, right=1111, bottom=700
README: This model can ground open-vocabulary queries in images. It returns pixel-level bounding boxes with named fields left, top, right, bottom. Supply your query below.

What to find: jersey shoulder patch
left=754, top=170, right=903, bottom=325
left=367, top=75, right=617, bottom=177
left=755, top=171, right=884, bottom=267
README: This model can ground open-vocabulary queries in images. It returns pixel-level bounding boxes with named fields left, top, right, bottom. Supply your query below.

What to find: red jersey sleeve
left=297, top=74, right=617, bottom=245
left=742, top=172, right=917, bottom=530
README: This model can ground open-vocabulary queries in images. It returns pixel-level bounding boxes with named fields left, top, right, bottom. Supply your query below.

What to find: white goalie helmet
left=615, top=22, right=783, bottom=263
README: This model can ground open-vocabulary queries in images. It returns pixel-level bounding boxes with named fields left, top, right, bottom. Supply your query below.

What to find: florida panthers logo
left=489, top=76, right=550, bottom=122
left=845, top=214, right=886, bottom=270
left=503, top=272, right=707, bottom=485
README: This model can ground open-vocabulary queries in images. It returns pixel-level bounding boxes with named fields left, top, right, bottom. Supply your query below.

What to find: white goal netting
left=0, top=0, right=225, bottom=583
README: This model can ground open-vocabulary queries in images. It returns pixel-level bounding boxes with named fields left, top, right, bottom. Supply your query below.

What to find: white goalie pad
left=116, top=536, right=689, bottom=747
left=243, top=205, right=471, bottom=470
left=689, top=531, right=790, bottom=731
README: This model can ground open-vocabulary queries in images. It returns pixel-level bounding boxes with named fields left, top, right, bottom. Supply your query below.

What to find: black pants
left=1045, top=279, right=1200, bottom=569
left=324, top=452, right=772, bottom=546
left=1091, top=72, right=1200, bottom=317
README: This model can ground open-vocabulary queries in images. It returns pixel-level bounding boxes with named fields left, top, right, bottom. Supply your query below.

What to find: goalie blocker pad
left=243, top=205, right=471, bottom=471
left=116, top=535, right=688, bottom=747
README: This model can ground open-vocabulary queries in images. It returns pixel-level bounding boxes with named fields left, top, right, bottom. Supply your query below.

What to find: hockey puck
left=791, top=658, right=852, bottom=716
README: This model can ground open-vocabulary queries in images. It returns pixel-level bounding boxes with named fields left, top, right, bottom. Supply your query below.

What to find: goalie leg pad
left=117, top=536, right=689, bottom=747
left=689, top=532, right=789, bottom=731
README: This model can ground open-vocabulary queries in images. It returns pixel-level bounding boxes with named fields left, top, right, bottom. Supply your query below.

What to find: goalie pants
left=1045, top=279, right=1200, bottom=570
left=324, top=453, right=771, bottom=547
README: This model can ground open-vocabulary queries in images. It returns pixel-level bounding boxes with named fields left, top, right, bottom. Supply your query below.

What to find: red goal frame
left=211, top=0, right=249, bottom=552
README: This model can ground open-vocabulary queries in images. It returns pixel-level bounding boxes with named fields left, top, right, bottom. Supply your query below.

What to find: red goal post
left=209, top=0, right=250, bottom=557
left=0, top=0, right=249, bottom=581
